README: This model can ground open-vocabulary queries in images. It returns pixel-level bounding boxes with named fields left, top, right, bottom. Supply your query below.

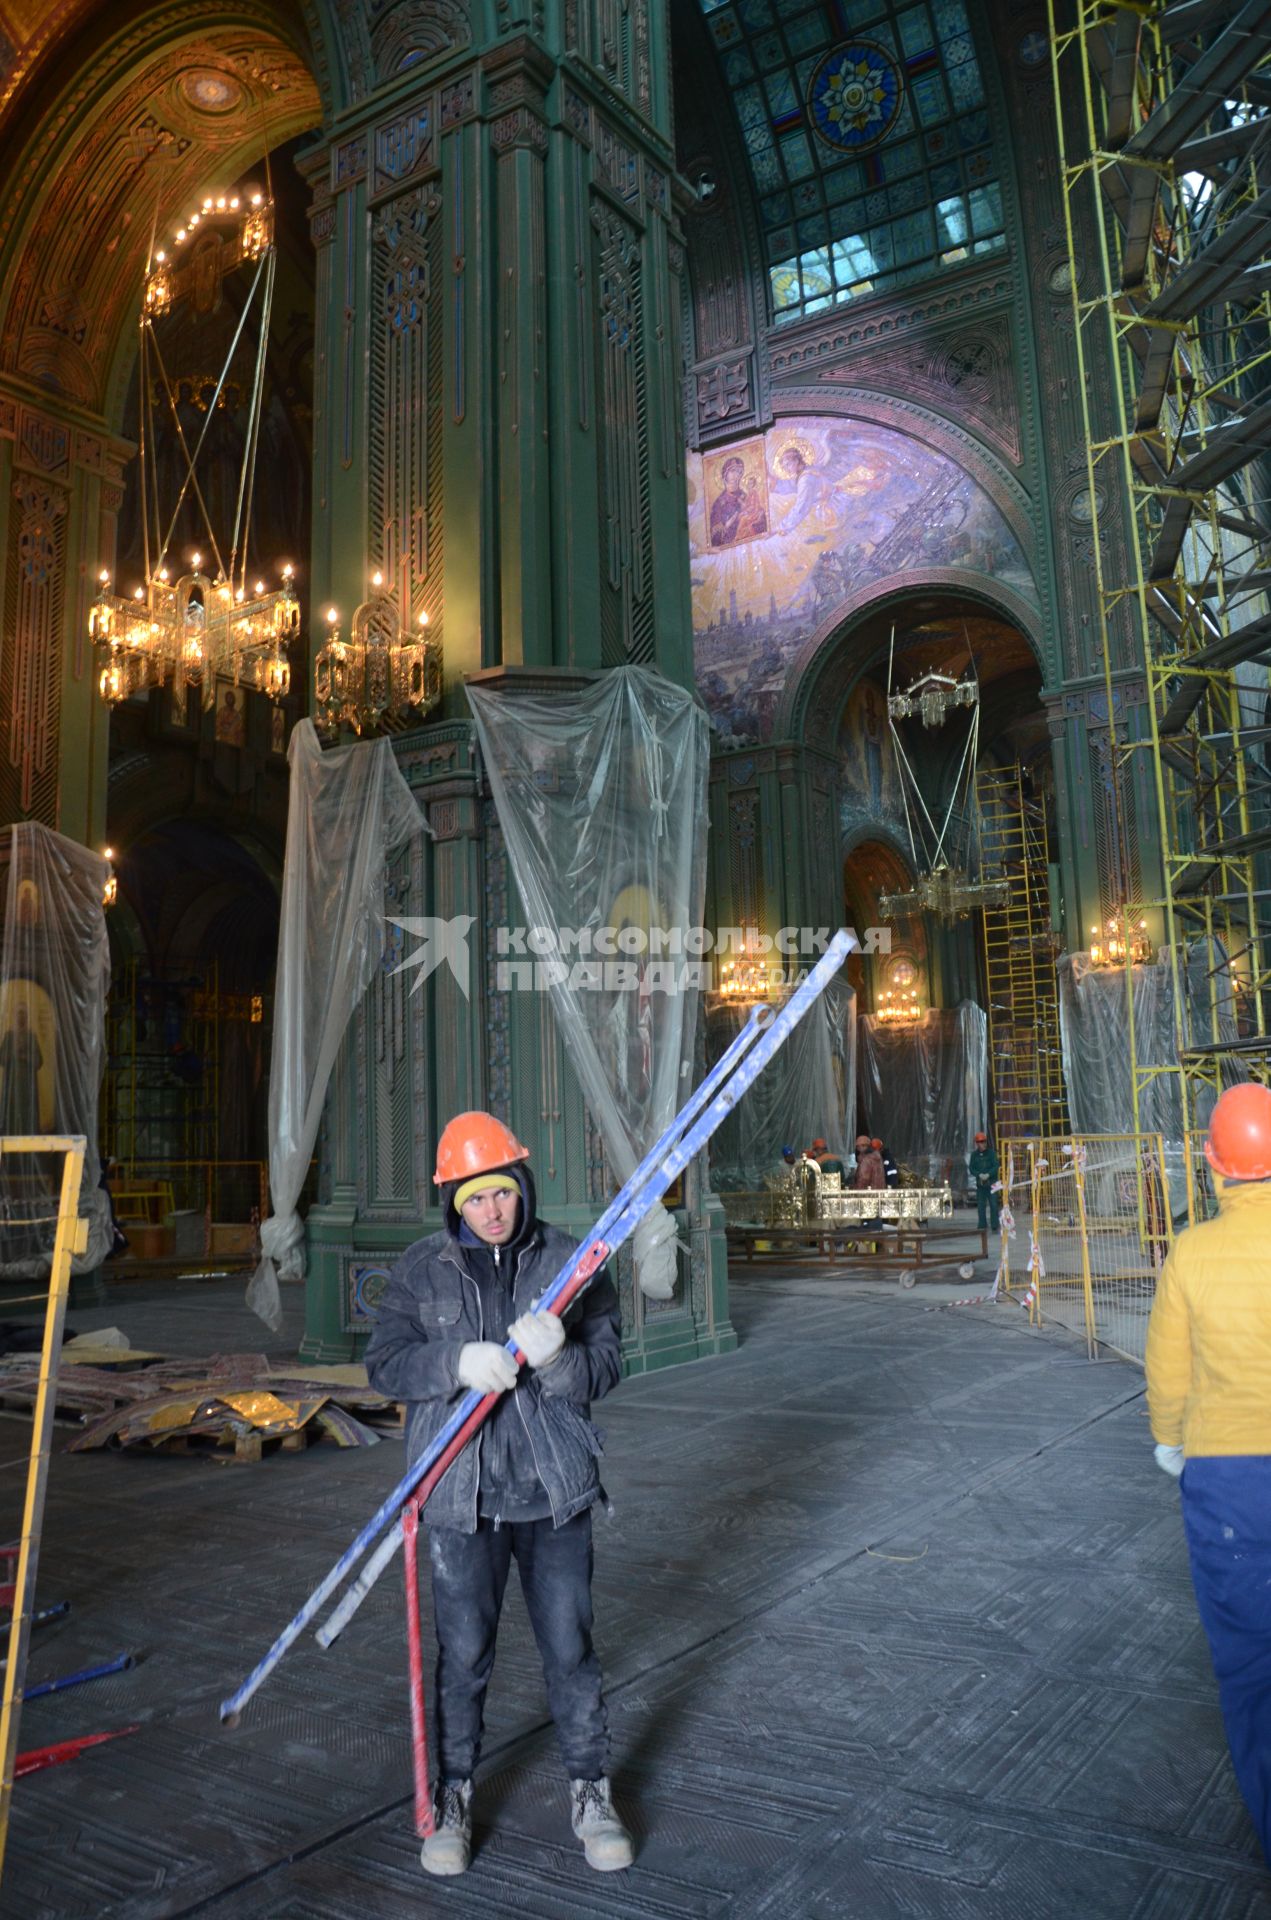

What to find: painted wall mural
left=688, top=417, right=1036, bottom=742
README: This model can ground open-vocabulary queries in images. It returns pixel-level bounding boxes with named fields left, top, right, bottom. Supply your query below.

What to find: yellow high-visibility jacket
left=1145, top=1176, right=1271, bottom=1456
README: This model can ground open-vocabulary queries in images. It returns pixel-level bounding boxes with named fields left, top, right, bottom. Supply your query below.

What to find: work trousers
left=976, top=1186, right=1000, bottom=1232
left=1181, top=1456, right=1271, bottom=1865
left=428, top=1510, right=609, bottom=1784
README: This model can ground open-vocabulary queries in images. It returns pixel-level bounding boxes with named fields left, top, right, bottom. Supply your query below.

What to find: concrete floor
left=3, top=1266, right=1269, bottom=1919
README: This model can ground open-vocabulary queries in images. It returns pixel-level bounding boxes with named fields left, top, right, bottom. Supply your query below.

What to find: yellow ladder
left=977, top=764, right=1067, bottom=1140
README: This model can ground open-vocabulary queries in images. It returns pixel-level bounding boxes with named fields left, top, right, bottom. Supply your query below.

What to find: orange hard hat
left=974, top=1131, right=987, bottom=1143
left=811, top=1137, right=828, bottom=1152
left=434, top=1110, right=530, bottom=1185
left=1205, top=1083, right=1271, bottom=1181
left=871, top=1137, right=883, bottom=1151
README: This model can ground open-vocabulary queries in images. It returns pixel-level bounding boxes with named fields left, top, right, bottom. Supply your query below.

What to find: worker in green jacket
left=968, top=1131, right=1000, bottom=1231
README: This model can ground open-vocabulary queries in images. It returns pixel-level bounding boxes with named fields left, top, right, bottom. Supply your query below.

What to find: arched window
left=698, top=0, right=1006, bottom=324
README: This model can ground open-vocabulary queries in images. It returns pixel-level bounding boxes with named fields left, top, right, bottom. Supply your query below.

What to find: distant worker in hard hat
left=873, top=1138, right=899, bottom=1188
left=1145, top=1082, right=1271, bottom=1868
left=968, top=1131, right=1000, bottom=1231
left=364, top=1110, right=632, bottom=1878
left=852, top=1134, right=886, bottom=1191
left=808, top=1135, right=846, bottom=1180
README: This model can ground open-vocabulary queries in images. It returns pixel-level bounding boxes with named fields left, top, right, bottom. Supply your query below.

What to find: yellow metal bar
left=0, top=1136, right=88, bottom=1879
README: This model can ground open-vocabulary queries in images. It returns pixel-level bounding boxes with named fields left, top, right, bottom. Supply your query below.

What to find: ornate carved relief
left=695, top=354, right=752, bottom=429
left=564, top=0, right=652, bottom=124
left=370, top=190, right=444, bottom=637
left=2, top=479, right=67, bottom=823
left=593, top=203, right=652, bottom=664
left=373, top=108, right=434, bottom=195
left=797, top=315, right=1022, bottom=466
left=370, top=0, right=471, bottom=83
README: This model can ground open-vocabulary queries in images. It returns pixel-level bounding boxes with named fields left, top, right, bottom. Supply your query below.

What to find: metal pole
left=0, top=1137, right=87, bottom=1881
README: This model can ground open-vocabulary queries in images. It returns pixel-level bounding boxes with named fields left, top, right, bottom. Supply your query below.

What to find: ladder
left=977, top=764, right=1067, bottom=1140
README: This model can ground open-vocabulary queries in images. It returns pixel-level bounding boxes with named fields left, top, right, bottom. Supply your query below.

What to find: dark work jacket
left=969, top=1146, right=1000, bottom=1188
left=364, top=1172, right=621, bottom=1533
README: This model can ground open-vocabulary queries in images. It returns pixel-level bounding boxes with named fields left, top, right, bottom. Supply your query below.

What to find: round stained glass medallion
left=808, top=41, right=903, bottom=154
left=890, top=957, right=919, bottom=989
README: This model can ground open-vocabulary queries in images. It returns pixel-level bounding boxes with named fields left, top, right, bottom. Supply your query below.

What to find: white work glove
left=456, top=1342, right=518, bottom=1395
left=508, top=1310, right=566, bottom=1369
left=1154, top=1442, right=1184, bottom=1478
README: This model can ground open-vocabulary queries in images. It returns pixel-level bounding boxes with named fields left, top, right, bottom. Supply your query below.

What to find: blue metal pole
left=24, top=1653, right=134, bottom=1700
left=220, top=933, right=854, bottom=1723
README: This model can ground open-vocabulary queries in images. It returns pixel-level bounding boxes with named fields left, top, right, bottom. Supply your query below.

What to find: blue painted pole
left=220, top=933, right=854, bottom=1723
left=24, top=1653, right=134, bottom=1700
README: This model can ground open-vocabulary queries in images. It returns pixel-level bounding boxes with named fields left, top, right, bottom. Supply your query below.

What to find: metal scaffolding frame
left=1049, top=0, right=1271, bottom=1132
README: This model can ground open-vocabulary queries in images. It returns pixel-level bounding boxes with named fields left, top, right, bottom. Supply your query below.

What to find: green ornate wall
left=297, top=1, right=733, bottom=1369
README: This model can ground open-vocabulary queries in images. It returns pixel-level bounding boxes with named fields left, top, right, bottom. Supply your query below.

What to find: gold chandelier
left=314, top=571, right=441, bottom=736
left=881, top=866, right=1012, bottom=923
left=876, top=984, right=922, bottom=1022
left=92, top=558, right=297, bottom=709
left=93, top=178, right=298, bottom=710
left=1089, top=911, right=1152, bottom=967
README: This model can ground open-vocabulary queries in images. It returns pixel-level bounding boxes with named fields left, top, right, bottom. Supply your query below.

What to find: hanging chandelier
left=887, top=669, right=978, bottom=729
left=92, top=179, right=298, bottom=711
left=314, top=571, right=441, bottom=736
left=880, top=866, right=1012, bottom=923
left=1088, top=911, right=1152, bottom=967
left=876, top=984, right=922, bottom=1023
left=92, top=558, right=298, bottom=708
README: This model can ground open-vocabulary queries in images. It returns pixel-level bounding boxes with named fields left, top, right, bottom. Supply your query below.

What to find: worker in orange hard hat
left=1145, top=1082, right=1271, bottom=1866
left=364, top=1110, right=632, bottom=1878
left=872, top=1138, right=899, bottom=1188
left=968, top=1130, right=1000, bottom=1232
left=808, top=1134, right=846, bottom=1180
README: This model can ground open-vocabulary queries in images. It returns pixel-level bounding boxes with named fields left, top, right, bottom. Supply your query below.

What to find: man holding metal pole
left=364, top=1110, right=633, bottom=1878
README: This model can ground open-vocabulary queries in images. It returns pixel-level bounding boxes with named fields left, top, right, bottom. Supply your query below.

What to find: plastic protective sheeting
left=0, top=824, right=111, bottom=1275
left=707, top=976, right=856, bottom=1188
left=858, top=1002, right=988, bottom=1181
left=467, top=667, right=708, bottom=1299
left=1058, top=942, right=1242, bottom=1140
left=250, top=721, right=424, bottom=1330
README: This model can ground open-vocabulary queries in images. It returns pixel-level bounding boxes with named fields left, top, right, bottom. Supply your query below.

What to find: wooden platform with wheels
left=725, top=1220, right=987, bottom=1276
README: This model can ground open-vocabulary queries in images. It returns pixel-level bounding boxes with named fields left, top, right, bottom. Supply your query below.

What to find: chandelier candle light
left=1089, top=912, right=1152, bottom=967
left=313, top=570, right=441, bottom=736
left=92, top=180, right=298, bottom=710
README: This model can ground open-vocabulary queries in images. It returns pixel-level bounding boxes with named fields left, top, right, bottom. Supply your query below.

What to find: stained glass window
left=696, top=0, right=1007, bottom=324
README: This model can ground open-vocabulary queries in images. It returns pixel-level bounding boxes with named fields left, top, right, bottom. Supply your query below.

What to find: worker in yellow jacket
left=1145, top=1082, right=1271, bottom=1867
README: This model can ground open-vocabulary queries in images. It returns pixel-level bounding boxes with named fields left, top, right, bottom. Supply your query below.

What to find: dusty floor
left=3, top=1266, right=1268, bottom=1918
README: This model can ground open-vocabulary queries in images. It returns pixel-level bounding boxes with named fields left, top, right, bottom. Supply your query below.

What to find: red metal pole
left=15, top=1724, right=140, bottom=1776
left=401, top=1501, right=433, bottom=1839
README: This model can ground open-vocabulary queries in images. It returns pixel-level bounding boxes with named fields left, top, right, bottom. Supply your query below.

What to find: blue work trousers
left=428, top=1510, right=609, bottom=1783
left=1181, top=1455, right=1271, bottom=1865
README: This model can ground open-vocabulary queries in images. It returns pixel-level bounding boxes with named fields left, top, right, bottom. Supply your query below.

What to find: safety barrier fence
left=998, top=1134, right=1174, bottom=1365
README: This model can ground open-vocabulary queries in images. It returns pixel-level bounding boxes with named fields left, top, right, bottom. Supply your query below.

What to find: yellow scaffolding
left=0, top=1136, right=87, bottom=1880
left=977, top=763, right=1068, bottom=1138
left=1048, top=0, right=1271, bottom=1132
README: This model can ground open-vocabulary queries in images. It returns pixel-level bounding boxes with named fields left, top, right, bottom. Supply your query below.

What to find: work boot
left=570, top=1776, right=634, bottom=1871
left=420, top=1778, right=472, bottom=1876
